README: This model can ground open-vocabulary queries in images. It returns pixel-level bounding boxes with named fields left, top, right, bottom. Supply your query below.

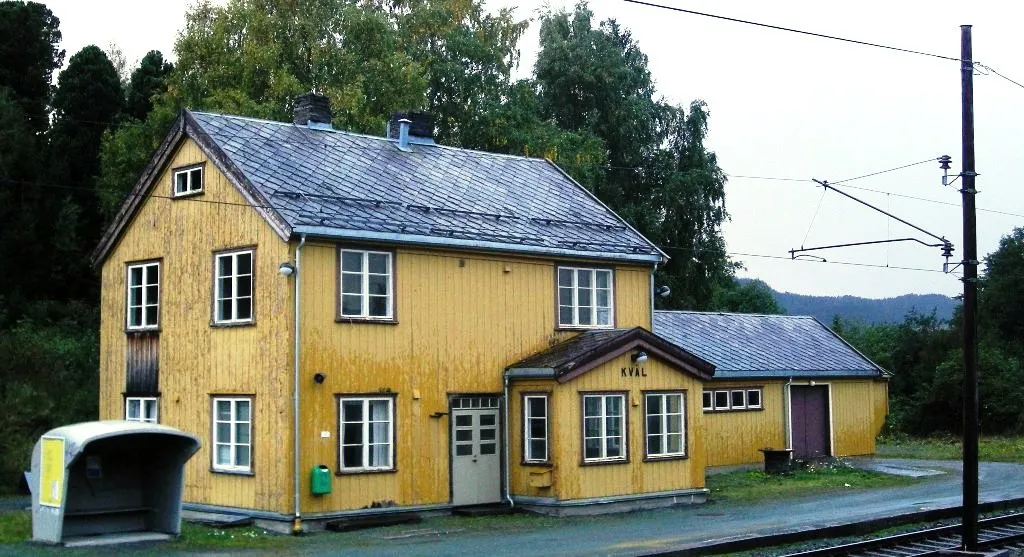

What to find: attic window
left=172, top=164, right=204, bottom=197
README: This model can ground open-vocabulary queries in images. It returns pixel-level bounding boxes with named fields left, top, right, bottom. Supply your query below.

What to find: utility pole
left=959, top=24, right=980, bottom=553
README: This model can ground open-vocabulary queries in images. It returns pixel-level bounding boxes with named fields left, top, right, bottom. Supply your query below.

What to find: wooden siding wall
left=297, top=243, right=653, bottom=513
left=99, top=138, right=293, bottom=513
left=703, top=382, right=786, bottom=467
left=508, top=356, right=705, bottom=500
left=703, top=379, right=889, bottom=466
left=125, top=332, right=159, bottom=394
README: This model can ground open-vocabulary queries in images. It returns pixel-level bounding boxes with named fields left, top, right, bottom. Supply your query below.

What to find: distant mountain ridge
left=738, top=279, right=957, bottom=324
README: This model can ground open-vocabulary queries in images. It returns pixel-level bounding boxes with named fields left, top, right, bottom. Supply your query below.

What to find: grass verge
left=0, top=511, right=30, bottom=544
left=706, top=459, right=920, bottom=503
left=877, top=435, right=1024, bottom=463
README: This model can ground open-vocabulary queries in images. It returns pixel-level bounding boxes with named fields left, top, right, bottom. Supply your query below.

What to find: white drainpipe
left=784, top=376, right=794, bottom=450
left=503, top=372, right=514, bottom=509
left=292, top=234, right=306, bottom=534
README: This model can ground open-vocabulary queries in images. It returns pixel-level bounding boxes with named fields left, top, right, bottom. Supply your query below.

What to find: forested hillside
left=774, top=289, right=956, bottom=324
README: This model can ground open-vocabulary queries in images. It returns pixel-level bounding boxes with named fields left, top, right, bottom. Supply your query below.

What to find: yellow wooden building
left=92, top=93, right=888, bottom=529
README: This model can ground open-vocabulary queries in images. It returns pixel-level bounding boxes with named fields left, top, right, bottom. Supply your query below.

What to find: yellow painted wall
left=704, top=379, right=889, bottom=466
left=296, top=244, right=653, bottom=513
left=99, top=138, right=294, bottom=512
left=508, top=354, right=705, bottom=501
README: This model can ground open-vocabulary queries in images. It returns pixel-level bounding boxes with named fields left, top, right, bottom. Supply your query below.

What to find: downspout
left=784, top=376, right=794, bottom=450
left=649, top=264, right=657, bottom=330
left=503, top=372, right=514, bottom=509
left=292, top=234, right=306, bottom=534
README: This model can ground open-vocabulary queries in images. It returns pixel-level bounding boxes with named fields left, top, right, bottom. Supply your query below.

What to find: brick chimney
left=387, top=111, right=435, bottom=145
left=293, top=93, right=332, bottom=129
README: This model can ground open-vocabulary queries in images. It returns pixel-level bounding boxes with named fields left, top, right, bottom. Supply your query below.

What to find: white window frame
left=338, top=249, right=393, bottom=320
left=747, top=389, right=762, bottom=409
left=338, top=396, right=394, bottom=472
left=645, top=392, right=686, bottom=459
left=730, top=389, right=747, bottom=410
left=702, top=391, right=713, bottom=411
left=214, top=249, right=254, bottom=324
left=557, top=266, right=613, bottom=328
left=125, top=397, right=159, bottom=423
left=173, top=165, right=203, bottom=197
left=582, top=393, right=626, bottom=463
left=212, top=397, right=252, bottom=473
left=704, top=388, right=763, bottom=412
left=126, top=261, right=160, bottom=330
left=523, top=395, right=549, bottom=463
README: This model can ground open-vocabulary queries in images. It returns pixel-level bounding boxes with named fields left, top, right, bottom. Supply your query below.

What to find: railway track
left=784, top=511, right=1024, bottom=556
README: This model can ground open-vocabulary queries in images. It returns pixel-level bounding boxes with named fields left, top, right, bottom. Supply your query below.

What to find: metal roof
left=183, top=111, right=665, bottom=263
left=652, top=311, right=886, bottom=379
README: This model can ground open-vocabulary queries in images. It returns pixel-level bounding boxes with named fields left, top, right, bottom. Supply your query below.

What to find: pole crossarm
left=789, top=237, right=948, bottom=259
left=811, top=179, right=952, bottom=247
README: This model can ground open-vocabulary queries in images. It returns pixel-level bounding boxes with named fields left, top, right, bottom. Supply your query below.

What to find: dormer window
left=557, top=266, right=613, bottom=328
left=172, top=164, right=204, bottom=197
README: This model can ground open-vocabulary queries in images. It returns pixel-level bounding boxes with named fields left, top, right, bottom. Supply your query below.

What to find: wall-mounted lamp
left=313, top=372, right=326, bottom=384
left=631, top=351, right=648, bottom=364
left=279, top=262, right=296, bottom=276
left=656, top=285, right=671, bottom=298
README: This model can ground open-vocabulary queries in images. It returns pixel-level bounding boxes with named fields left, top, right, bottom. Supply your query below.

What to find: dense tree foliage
left=709, top=279, right=784, bottom=315
left=126, top=50, right=173, bottom=121
left=0, top=1, right=62, bottom=133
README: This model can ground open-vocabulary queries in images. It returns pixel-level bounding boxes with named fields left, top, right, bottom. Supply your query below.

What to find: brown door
left=790, top=385, right=831, bottom=459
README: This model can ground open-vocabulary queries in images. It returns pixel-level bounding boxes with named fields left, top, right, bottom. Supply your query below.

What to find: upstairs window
left=173, top=165, right=203, bottom=197
left=557, top=267, right=613, bottom=328
left=214, top=249, right=254, bottom=325
left=126, top=261, right=160, bottom=330
left=339, top=249, right=393, bottom=320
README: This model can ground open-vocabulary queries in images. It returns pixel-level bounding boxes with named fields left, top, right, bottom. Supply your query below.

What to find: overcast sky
left=44, top=0, right=1024, bottom=300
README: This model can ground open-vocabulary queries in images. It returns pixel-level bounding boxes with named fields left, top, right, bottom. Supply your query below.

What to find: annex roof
left=506, top=327, right=715, bottom=383
left=652, top=311, right=887, bottom=379
left=93, top=110, right=666, bottom=266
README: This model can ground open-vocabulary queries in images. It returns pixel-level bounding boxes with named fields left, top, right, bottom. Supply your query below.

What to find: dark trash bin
left=759, top=448, right=793, bottom=474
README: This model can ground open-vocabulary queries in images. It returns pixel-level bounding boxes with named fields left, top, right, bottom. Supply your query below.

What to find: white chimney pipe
left=397, top=118, right=412, bottom=152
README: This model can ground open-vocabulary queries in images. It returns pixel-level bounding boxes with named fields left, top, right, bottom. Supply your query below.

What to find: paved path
left=289, top=458, right=1024, bottom=556
left=7, top=459, right=1024, bottom=556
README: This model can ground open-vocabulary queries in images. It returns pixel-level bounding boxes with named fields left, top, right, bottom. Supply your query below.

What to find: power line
left=659, top=244, right=952, bottom=274
left=833, top=158, right=937, bottom=183
left=975, top=63, right=1024, bottom=91
left=622, top=0, right=960, bottom=62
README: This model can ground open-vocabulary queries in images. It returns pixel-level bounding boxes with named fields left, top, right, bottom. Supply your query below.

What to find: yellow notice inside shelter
left=38, top=436, right=65, bottom=507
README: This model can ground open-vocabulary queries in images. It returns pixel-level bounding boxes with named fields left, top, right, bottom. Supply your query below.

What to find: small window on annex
left=213, top=249, right=254, bottom=325
left=125, top=397, right=159, bottom=423
left=523, top=395, right=549, bottom=463
left=172, top=165, right=204, bottom=197
left=557, top=267, right=613, bottom=328
left=704, top=387, right=764, bottom=412
left=126, top=261, right=160, bottom=330
left=338, top=249, right=393, bottom=320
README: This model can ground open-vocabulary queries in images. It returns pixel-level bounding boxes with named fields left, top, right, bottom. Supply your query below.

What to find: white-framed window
left=582, top=393, right=626, bottom=462
left=747, top=389, right=762, bottom=409
left=645, top=392, right=685, bottom=458
left=523, top=395, right=549, bottom=463
left=339, top=396, right=394, bottom=472
left=339, top=249, right=393, bottom=319
left=125, top=397, right=158, bottom=423
left=704, top=387, right=763, bottom=412
left=173, top=165, right=203, bottom=196
left=557, top=267, right=613, bottom=328
left=126, top=261, right=160, bottom=330
left=212, top=397, right=252, bottom=473
left=214, top=249, right=254, bottom=324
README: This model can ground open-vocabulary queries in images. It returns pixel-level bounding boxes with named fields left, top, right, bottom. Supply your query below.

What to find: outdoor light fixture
left=313, top=372, right=325, bottom=384
left=631, top=351, right=648, bottom=364
left=279, top=262, right=296, bottom=276
left=656, top=285, right=671, bottom=298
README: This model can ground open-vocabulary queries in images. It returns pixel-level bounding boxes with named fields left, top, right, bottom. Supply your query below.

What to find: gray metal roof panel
left=189, top=111, right=664, bottom=261
left=652, top=311, right=885, bottom=377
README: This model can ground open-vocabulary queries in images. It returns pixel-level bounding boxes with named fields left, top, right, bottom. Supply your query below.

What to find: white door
left=450, top=396, right=502, bottom=506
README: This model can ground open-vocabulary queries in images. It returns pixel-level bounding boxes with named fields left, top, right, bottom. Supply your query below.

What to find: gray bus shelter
left=29, top=421, right=200, bottom=546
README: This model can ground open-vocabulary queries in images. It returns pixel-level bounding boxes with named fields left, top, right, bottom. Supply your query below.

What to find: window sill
left=172, top=190, right=204, bottom=199
left=335, top=468, right=397, bottom=476
left=210, top=468, right=254, bottom=476
left=555, top=325, right=615, bottom=332
left=520, top=460, right=553, bottom=468
left=125, top=326, right=161, bottom=334
left=580, top=458, right=629, bottom=467
left=210, top=320, right=256, bottom=329
left=643, top=454, right=688, bottom=463
left=704, top=407, right=764, bottom=414
left=335, top=317, right=398, bottom=325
